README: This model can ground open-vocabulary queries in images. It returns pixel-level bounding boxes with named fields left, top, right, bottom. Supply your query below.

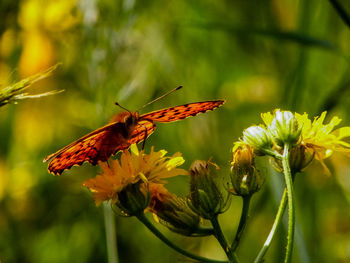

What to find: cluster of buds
left=242, top=109, right=315, bottom=174
left=243, top=110, right=302, bottom=152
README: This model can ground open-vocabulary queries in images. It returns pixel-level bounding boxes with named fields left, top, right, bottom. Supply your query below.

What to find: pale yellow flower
left=295, top=111, right=350, bottom=160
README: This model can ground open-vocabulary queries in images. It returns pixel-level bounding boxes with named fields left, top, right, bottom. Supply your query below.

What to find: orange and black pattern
left=140, top=100, right=225, bottom=123
left=44, top=100, right=224, bottom=175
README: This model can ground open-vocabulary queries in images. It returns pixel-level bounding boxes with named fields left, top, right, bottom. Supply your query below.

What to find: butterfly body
left=44, top=100, right=225, bottom=175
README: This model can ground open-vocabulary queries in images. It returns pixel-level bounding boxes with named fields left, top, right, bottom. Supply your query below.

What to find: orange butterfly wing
left=44, top=120, right=155, bottom=175
left=44, top=100, right=225, bottom=175
left=140, top=100, right=225, bottom=123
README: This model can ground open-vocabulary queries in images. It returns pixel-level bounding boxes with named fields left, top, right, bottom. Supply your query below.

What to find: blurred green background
left=1, top=0, right=350, bottom=262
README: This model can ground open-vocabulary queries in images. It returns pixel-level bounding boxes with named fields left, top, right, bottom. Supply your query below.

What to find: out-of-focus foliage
left=0, top=0, right=350, bottom=262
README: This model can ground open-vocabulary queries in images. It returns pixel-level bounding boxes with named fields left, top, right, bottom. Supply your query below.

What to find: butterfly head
left=124, top=111, right=140, bottom=127
left=110, top=111, right=139, bottom=125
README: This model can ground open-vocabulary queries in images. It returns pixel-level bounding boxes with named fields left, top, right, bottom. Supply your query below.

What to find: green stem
left=231, top=196, right=251, bottom=251
left=194, top=227, right=215, bottom=236
left=254, top=189, right=288, bottom=263
left=261, top=149, right=283, bottom=160
left=103, top=203, right=119, bottom=263
left=210, top=216, right=239, bottom=263
left=282, top=144, right=295, bottom=263
left=136, top=213, right=226, bottom=263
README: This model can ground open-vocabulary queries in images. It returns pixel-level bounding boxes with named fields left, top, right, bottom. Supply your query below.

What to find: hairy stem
left=282, top=144, right=295, bottom=263
left=254, top=189, right=288, bottom=263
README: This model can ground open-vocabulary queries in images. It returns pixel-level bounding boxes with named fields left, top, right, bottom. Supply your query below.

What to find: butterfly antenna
left=114, top=102, right=132, bottom=114
left=139, top=86, right=183, bottom=110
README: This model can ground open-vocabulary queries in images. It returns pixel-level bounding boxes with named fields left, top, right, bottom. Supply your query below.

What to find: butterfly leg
left=139, top=123, right=148, bottom=150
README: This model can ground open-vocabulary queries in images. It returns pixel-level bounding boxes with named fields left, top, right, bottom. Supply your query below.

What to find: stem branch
left=254, top=189, right=288, bottom=263
left=211, top=216, right=239, bottom=263
left=137, top=213, right=226, bottom=263
left=231, top=196, right=251, bottom=251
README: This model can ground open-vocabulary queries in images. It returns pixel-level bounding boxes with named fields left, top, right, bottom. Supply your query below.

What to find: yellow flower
left=83, top=145, right=188, bottom=206
left=295, top=111, right=350, bottom=160
left=260, top=109, right=350, bottom=172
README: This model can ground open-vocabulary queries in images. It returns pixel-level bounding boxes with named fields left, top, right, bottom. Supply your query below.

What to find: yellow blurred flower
left=83, top=145, right=188, bottom=206
left=19, top=31, right=55, bottom=77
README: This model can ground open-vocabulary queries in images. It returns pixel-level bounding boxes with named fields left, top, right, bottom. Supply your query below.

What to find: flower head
left=262, top=110, right=350, bottom=171
left=231, top=144, right=263, bottom=196
left=83, top=145, right=188, bottom=208
left=148, top=183, right=201, bottom=236
left=188, top=160, right=230, bottom=219
left=242, top=125, right=273, bottom=153
left=295, top=111, right=350, bottom=159
left=262, top=109, right=301, bottom=146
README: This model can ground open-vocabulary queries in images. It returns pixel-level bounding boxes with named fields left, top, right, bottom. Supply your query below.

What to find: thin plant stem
left=261, top=149, right=283, bottom=160
left=329, top=0, right=350, bottom=28
left=136, top=213, right=226, bottom=263
left=103, top=203, right=119, bottom=263
left=210, top=216, right=239, bottom=263
left=231, top=196, right=251, bottom=251
left=282, top=144, right=295, bottom=263
left=254, top=188, right=288, bottom=263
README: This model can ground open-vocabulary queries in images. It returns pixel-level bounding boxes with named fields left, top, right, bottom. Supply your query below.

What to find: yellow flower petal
left=83, top=145, right=187, bottom=205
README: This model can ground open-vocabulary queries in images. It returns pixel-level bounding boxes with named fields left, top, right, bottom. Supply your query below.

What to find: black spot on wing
left=140, top=100, right=225, bottom=123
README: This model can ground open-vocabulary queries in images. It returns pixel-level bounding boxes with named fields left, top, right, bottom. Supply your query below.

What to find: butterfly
left=44, top=99, right=225, bottom=175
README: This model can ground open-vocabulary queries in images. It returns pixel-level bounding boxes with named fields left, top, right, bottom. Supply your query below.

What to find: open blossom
left=235, top=109, right=350, bottom=173
left=295, top=111, right=350, bottom=160
left=83, top=145, right=188, bottom=206
left=261, top=109, right=350, bottom=158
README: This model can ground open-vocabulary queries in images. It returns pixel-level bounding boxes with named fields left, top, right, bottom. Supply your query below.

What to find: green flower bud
left=243, top=125, right=273, bottom=154
left=271, top=145, right=315, bottom=174
left=116, top=181, right=150, bottom=216
left=269, top=110, right=301, bottom=146
left=188, top=160, right=229, bottom=220
left=230, top=144, right=264, bottom=196
left=149, top=184, right=201, bottom=236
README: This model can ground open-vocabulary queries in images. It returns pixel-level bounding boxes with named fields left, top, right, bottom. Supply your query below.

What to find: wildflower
left=83, top=145, right=188, bottom=215
left=262, top=110, right=301, bottom=146
left=261, top=109, right=350, bottom=172
left=295, top=111, right=350, bottom=159
left=242, top=125, right=273, bottom=154
left=188, top=160, right=229, bottom=219
left=230, top=144, right=263, bottom=196
left=148, top=183, right=201, bottom=236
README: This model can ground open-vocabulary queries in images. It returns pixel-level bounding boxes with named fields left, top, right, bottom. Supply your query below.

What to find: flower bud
left=269, top=110, right=301, bottom=146
left=271, top=145, right=315, bottom=174
left=149, top=184, right=201, bottom=236
left=116, top=181, right=150, bottom=216
left=188, top=160, right=229, bottom=220
left=230, top=144, right=264, bottom=196
left=243, top=126, right=273, bottom=154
